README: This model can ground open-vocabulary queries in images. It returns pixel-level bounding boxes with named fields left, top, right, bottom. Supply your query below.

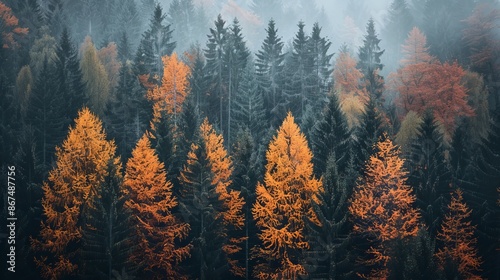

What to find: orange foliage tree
left=349, top=135, right=420, bottom=279
left=97, top=42, right=121, bottom=90
left=178, top=118, right=245, bottom=278
left=0, top=1, right=28, bottom=49
left=252, top=112, right=322, bottom=280
left=147, top=52, right=191, bottom=127
left=333, top=48, right=367, bottom=104
left=390, top=28, right=474, bottom=135
left=124, top=133, right=191, bottom=279
left=31, top=108, right=121, bottom=279
left=435, top=189, right=482, bottom=280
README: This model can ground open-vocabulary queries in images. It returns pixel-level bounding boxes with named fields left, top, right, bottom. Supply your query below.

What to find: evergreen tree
left=54, top=28, right=86, bottom=122
left=45, top=0, right=66, bottom=39
left=407, top=112, right=451, bottom=235
left=382, top=0, right=413, bottom=73
left=255, top=19, right=285, bottom=127
left=358, top=18, right=385, bottom=103
left=135, top=3, right=175, bottom=83
left=27, top=59, right=66, bottom=174
left=168, top=0, right=196, bottom=53
left=309, top=22, right=333, bottom=107
left=80, top=162, right=132, bottom=279
left=179, top=119, right=245, bottom=279
left=305, top=153, right=353, bottom=279
left=187, top=45, right=209, bottom=116
left=311, top=92, right=352, bottom=178
left=354, top=96, right=384, bottom=171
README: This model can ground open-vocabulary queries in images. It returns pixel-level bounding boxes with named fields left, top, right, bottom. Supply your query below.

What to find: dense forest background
left=0, top=0, right=499, bottom=279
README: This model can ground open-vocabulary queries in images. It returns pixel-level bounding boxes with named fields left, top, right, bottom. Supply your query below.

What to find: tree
left=309, top=22, right=333, bottom=107
left=168, top=0, right=196, bottom=54
left=32, top=108, right=121, bottom=279
left=28, top=31, right=57, bottom=77
left=349, top=135, right=421, bottom=279
left=135, top=3, right=175, bottom=83
left=400, top=27, right=433, bottom=65
left=147, top=52, right=190, bottom=128
left=178, top=118, right=245, bottom=279
left=354, top=97, right=385, bottom=170
left=54, top=28, right=86, bottom=122
left=333, top=47, right=366, bottom=104
left=80, top=162, right=132, bottom=279
left=15, top=64, right=32, bottom=120
left=252, top=112, right=322, bottom=279
left=357, top=18, right=384, bottom=103
left=124, top=133, right=191, bottom=279
left=436, top=189, right=482, bottom=280
left=382, top=0, right=413, bottom=73
left=97, top=42, right=121, bottom=92
left=305, top=153, right=353, bottom=279
left=80, top=36, right=110, bottom=116
left=255, top=19, right=285, bottom=126
left=311, top=92, right=352, bottom=178
left=0, top=1, right=28, bottom=49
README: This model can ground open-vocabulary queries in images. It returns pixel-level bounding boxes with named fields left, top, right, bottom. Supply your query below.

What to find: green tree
left=358, top=18, right=385, bottom=103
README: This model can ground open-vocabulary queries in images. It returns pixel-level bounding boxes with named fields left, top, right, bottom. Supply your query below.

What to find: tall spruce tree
left=255, top=19, right=285, bottom=127
left=135, top=3, right=175, bottom=83
left=358, top=18, right=385, bottom=104
left=354, top=96, right=384, bottom=171
left=309, top=22, right=333, bottom=108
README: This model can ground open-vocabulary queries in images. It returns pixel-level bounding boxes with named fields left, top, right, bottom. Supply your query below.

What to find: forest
left=0, top=0, right=499, bottom=279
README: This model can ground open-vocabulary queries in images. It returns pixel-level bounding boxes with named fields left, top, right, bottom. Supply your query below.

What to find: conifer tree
left=252, top=112, right=322, bottom=279
left=305, top=153, right=353, bottom=279
left=32, top=108, right=121, bottom=279
left=309, top=22, right=333, bottom=106
left=80, top=161, right=132, bottom=279
left=179, top=119, right=245, bottom=279
left=255, top=19, right=285, bottom=126
left=124, top=134, right=191, bottom=279
left=54, top=28, right=86, bottom=122
left=354, top=96, right=384, bottom=170
left=382, top=0, right=413, bottom=72
left=80, top=36, right=110, bottom=116
left=436, top=189, right=482, bottom=280
left=358, top=18, right=385, bottom=103
left=311, top=92, right=352, bottom=178
left=135, top=3, right=175, bottom=83
left=349, top=135, right=421, bottom=279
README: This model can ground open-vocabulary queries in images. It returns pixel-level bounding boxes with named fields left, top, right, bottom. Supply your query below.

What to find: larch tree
left=349, top=135, right=421, bottom=279
left=124, top=133, right=191, bottom=279
left=147, top=52, right=191, bottom=128
left=97, top=42, right=121, bottom=92
left=436, top=189, right=482, bottom=280
left=31, top=107, right=121, bottom=279
left=252, top=112, right=322, bottom=280
left=80, top=36, right=110, bottom=116
left=333, top=46, right=367, bottom=104
left=178, top=118, right=245, bottom=279
left=400, top=27, right=433, bottom=65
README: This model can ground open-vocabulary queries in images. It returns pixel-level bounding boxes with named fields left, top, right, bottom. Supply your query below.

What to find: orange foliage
left=349, top=135, right=420, bottom=279
left=124, top=133, right=191, bottom=279
left=0, top=1, right=28, bottom=49
left=98, top=42, right=121, bottom=89
left=436, top=189, right=482, bottom=280
left=32, top=108, right=121, bottom=279
left=390, top=43, right=474, bottom=135
left=400, top=27, right=433, bottom=65
left=252, top=112, right=322, bottom=280
left=147, top=52, right=191, bottom=126
left=333, top=51, right=367, bottom=104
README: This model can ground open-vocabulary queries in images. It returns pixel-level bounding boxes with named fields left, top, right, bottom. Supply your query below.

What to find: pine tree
left=80, top=161, right=132, bottom=279
left=311, top=92, right=352, bottom=178
left=436, top=189, right=482, bottom=280
left=407, top=112, right=451, bottom=234
left=124, top=134, right=191, bottom=279
left=27, top=59, right=66, bottom=175
left=252, top=112, right=322, bottom=279
left=255, top=19, right=285, bottom=126
left=349, top=135, right=421, bottom=279
left=309, top=22, right=333, bottom=107
left=305, top=153, right=353, bottom=279
left=179, top=119, right=245, bottom=279
left=354, top=96, right=384, bottom=171
left=358, top=18, right=385, bottom=103
left=135, top=3, right=175, bottom=83
left=32, top=108, right=121, bottom=279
